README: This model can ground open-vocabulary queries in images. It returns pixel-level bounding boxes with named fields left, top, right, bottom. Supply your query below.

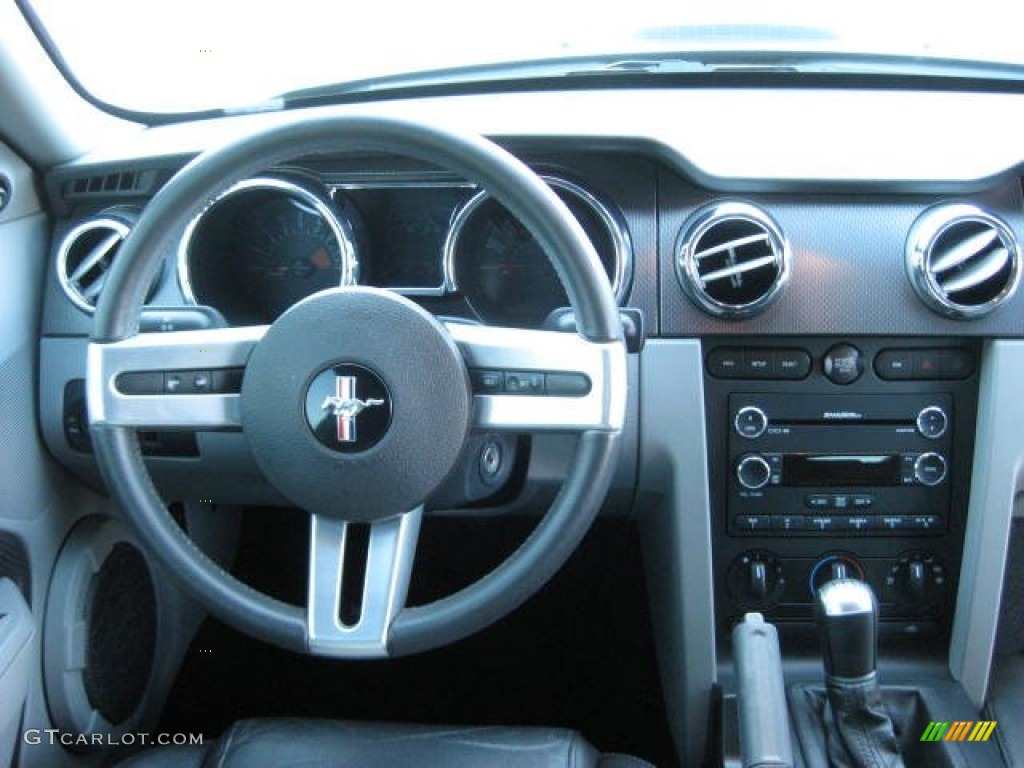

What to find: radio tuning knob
left=734, top=406, right=768, bottom=439
left=736, top=454, right=772, bottom=490
left=914, top=452, right=948, bottom=486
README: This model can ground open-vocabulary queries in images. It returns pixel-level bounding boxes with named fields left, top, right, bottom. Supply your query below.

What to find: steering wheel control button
left=211, top=368, right=244, bottom=393
left=471, top=369, right=505, bottom=393
left=823, top=343, right=863, bottom=385
left=305, top=364, right=392, bottom=453
left=504, top=371, right=544, bottom=394
left=545, top=373, right=592, bottom=397
left=916, top=406, right=948, bottom=439
left=115, top=371, right=164, bottom=395
left=736, top=454, right=772, bottom=490
left=913, top=452, right=948, bottom=486
left=734, top=406, right=768, bottom=439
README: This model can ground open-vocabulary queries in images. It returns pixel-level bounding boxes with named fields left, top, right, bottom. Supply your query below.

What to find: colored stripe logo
left=921, top=721, right=997, bottom=742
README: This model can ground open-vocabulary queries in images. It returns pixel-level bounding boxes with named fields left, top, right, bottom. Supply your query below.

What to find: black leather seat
left=118, top=719, right=656, bottom=768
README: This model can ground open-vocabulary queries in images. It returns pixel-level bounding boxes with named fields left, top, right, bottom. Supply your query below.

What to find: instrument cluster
left=177, top=170, right=632, bottom=327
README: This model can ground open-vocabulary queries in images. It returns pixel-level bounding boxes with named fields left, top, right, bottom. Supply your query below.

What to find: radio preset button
left=823, top=343, right=863, bottom=385
left=734, top=515, right=772, bottom=532
left=880, top=516, right=911, bottom=531
left=771, top=515, right=810, bottom=531
left=914, top=452, right=948, bottom=486
left=734, top=406, right=769, bottom=439
left=841, top=516, right=873, bottom=532
left=916, top=406, right=948, bottom=439
left=736, top=454, right=772, bottom=490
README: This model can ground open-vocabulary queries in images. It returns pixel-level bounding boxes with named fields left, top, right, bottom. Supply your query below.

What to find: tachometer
left=179, top=176, right=358, bottom=324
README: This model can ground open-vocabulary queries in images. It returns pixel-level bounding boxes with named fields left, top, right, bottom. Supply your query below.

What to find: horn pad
left=240, top=287, right=472, bottom=522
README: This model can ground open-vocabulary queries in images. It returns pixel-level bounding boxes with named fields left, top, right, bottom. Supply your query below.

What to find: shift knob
left=816, top=578, right=878, bottom=679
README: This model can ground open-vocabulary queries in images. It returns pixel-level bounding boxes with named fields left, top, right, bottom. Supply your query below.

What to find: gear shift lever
left=815, top=580, right=904, bottom=768
left=818, top=578, right=877, bottom=679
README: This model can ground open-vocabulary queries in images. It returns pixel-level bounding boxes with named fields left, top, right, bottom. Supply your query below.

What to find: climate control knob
left=727, top=550, right=786, bottom=609
left=809, top=553, right=865, bottom=595
left=736, top=454, right=772, bottom=490
left=886, top=551, right=947, bottom=607
left=914, top=452, right=948, bottom=486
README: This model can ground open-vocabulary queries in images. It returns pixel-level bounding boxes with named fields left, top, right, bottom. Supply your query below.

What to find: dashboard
left=32, top=87, right=1024, bottom=765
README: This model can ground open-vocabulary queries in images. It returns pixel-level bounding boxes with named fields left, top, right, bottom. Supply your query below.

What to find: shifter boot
left=823, top=673, right=904, bottom=768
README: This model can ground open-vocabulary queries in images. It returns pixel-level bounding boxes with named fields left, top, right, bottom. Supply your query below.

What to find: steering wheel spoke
left=307, top=507, right=422, bottom=658
left=445, top=322, right=627, bottom=433
left=86, top=326, right=266, bottom=429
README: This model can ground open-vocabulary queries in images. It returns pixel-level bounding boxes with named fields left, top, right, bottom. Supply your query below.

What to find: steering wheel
left=86, top=115, right=627, bottom=658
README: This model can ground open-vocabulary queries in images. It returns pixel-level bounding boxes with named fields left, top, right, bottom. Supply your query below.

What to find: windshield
left=24, top=0, right=1024, bottom=116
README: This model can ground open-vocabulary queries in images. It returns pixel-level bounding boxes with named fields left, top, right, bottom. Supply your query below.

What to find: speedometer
left=444, top=177, right=631, bottom=327
left=179, top=176, right=358, bottom=324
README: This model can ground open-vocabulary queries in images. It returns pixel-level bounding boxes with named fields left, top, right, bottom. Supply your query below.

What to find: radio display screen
left=783, top=453, right=901, bottom=486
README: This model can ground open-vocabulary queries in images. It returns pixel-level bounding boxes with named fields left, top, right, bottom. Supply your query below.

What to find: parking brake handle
left=732, top=612, right=794, bottom=768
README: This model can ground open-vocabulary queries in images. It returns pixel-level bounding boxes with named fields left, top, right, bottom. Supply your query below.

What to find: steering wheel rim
left=87, top=114, right=626, bottom=657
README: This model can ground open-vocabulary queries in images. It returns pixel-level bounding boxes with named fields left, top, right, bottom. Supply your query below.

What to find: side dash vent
left=56, top=215, right=133, bottom=313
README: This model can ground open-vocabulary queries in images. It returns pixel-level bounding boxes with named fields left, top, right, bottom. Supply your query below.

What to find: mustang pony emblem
left=321, top=375, right=385, bottom=443
left=321, top=395, right=385, bottom=419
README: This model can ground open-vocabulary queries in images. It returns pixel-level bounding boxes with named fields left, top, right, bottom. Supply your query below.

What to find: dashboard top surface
left=60, top=88, right=1024, bottom=189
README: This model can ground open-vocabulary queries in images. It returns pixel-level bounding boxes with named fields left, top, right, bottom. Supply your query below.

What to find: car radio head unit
left=727, top=393, right=953, bottom=536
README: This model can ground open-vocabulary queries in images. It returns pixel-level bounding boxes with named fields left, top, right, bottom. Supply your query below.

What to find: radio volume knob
left=914, top=452, right=948, bottom=486
left=737, top=454, right=772, bottom=490
left=916, top=406, right=948, bottom=439
left=734, top=406, right=768, bottom=439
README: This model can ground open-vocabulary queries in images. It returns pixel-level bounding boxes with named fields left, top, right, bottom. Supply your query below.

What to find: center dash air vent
left=676, top=201, right=790, bottom=318
left=56, top=214, right=133, bottom=313
left=907, top=204, right=1021, bottom=319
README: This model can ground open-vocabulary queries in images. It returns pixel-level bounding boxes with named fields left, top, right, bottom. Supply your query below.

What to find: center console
left=705, top=337, right=979, bottom=646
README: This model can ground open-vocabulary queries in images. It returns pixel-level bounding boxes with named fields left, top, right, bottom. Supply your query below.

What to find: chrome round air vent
left=56, top=213, right=133, bottom=313
left=676, top=201, right=790, bottom=318
left=906, top=204, right=1021, bottom=319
